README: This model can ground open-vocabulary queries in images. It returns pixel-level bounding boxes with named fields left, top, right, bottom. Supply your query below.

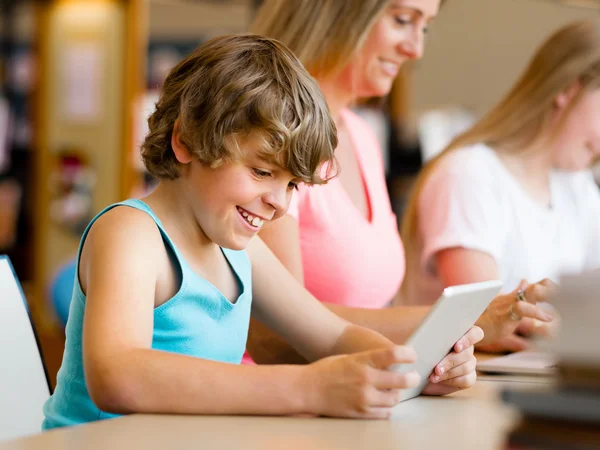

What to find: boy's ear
left=171, top=120, right=193, bottom=164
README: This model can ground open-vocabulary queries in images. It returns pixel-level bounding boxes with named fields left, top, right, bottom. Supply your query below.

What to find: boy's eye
left=288, top=181, right=300, bottom=191
left=252, top=168, right=271, bottom=178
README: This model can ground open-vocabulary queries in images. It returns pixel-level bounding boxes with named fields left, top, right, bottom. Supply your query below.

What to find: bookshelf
left=32, top=0, right=145, bottom=337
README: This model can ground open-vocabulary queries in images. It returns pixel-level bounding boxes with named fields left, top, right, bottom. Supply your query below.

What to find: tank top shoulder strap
left=75, top=199, right=185, bottom=274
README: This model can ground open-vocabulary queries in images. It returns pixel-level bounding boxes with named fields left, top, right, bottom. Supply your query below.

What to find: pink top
left=287, top=109, right=405, bottom=308
left=242, top=109, right=405, bottom=364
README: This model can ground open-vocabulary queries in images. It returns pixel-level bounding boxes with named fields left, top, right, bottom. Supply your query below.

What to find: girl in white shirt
left=401, top=20, right=600, bottom=352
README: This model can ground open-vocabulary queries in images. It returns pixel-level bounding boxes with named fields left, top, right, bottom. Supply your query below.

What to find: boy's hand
left=301, top=346, right=420, bottom=419
left=422, top=326, right=483, bottom=396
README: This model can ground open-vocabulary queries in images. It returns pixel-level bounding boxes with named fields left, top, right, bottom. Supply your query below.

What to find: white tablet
left=390, top=280, right=502, bottom=402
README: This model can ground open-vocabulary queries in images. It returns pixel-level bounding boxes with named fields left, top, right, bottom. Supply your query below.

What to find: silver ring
left=516, top=289, right=527, bottom=303
left=508, top=304, right=522, bottom=321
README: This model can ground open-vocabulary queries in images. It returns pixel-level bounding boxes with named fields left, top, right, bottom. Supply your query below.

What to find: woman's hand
left=422, top=326, right=483, bottom=396
left=300, top=346, right=420, bottom=419
left=476, top=279, right=557, bottom=353
left=516, top=316, right=557, bottom=339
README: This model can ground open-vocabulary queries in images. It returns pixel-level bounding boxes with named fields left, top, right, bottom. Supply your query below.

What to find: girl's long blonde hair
left=401, top=20, right=600, bottom=301
left=250, top=0, right=389, bottom=79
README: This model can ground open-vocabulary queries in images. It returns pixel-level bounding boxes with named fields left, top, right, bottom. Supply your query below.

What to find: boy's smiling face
left=174, top=132, right=301, bottom=250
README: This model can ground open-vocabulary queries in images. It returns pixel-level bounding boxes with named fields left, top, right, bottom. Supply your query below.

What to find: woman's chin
left=362, top=79, right=395, bottom=99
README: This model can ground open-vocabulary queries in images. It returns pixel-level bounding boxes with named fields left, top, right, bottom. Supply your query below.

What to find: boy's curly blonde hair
left=141, top=33, right=337, bottom=184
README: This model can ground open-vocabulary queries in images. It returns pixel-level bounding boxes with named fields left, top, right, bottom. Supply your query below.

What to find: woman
left=246, top=0, right=554, bottom=362
left=400, top=20, right=600, bottom=350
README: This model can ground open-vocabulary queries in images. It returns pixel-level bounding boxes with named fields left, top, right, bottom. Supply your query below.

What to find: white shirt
left=406, top=144, right=600, bottom=305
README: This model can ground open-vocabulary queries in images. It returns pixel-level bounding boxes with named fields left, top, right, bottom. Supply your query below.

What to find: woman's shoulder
left=341, top=108, right=384, bottom=150
left=433, top=143, right=500, bottom=182
left=341, top=108, right=377, bottom=131
left=418, top=144, right=511, bottom=214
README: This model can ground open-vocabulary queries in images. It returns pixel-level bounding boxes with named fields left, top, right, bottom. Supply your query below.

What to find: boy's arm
left=247, top=236, right=481, bottom=396
left=81, top=209, right=420, bottom=419
left=248, top=306, right=429, bottom=365
left=246, top=236, right=398, bottom=362
left=250, top=216, right=430, bottom=364
left=82, top=209, right=309, bottom=416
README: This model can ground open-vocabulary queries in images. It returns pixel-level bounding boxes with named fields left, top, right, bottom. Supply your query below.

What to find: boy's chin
left=216, top=235, right=253, bottom=251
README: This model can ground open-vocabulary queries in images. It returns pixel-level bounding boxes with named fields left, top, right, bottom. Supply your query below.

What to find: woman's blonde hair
left=401, top=20, right=600, bottom=299
left=141, top=33, right=337, bottom=184
left=250, top=0, right=390, bottom=79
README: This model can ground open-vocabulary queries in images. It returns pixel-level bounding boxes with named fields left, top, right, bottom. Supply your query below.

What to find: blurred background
left=0, top=0, right=597, bottom=387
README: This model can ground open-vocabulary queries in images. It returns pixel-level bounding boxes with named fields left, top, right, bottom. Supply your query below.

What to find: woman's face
left=552, top=86, right=600, bottom=171
left=338, top=0, right=441, bottom=99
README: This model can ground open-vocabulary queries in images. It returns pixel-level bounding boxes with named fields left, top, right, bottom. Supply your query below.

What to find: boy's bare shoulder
left=85, top=205, right=164, bottom=253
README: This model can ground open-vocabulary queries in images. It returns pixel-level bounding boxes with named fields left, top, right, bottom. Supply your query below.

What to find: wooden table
left=0, top=357, right=554, bottom=450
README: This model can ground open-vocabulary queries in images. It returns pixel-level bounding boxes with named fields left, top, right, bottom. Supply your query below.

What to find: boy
left=43, top=34, right=481, bottom=428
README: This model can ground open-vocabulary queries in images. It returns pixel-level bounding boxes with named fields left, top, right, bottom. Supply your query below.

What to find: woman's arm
left=248, top=306, right=429, bottom=364
left=247, top=235, right=399, bottom=361
left=436, top=247, right=555, bottom=352
left=255, top=211, right=552, bottom=359
left=435, top=248, right=498, bottom=287
left=247, top=236, right=482, bottom=397
left=414, top=157, right=555, bottom=352
left=251, top=216, right=430, bottom=364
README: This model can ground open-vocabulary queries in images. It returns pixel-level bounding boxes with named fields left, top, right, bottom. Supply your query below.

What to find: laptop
left=0, top=255, right=51, bottom=440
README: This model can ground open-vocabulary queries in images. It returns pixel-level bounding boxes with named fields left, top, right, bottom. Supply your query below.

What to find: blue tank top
left=42, top=199, right=253, bottom=429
